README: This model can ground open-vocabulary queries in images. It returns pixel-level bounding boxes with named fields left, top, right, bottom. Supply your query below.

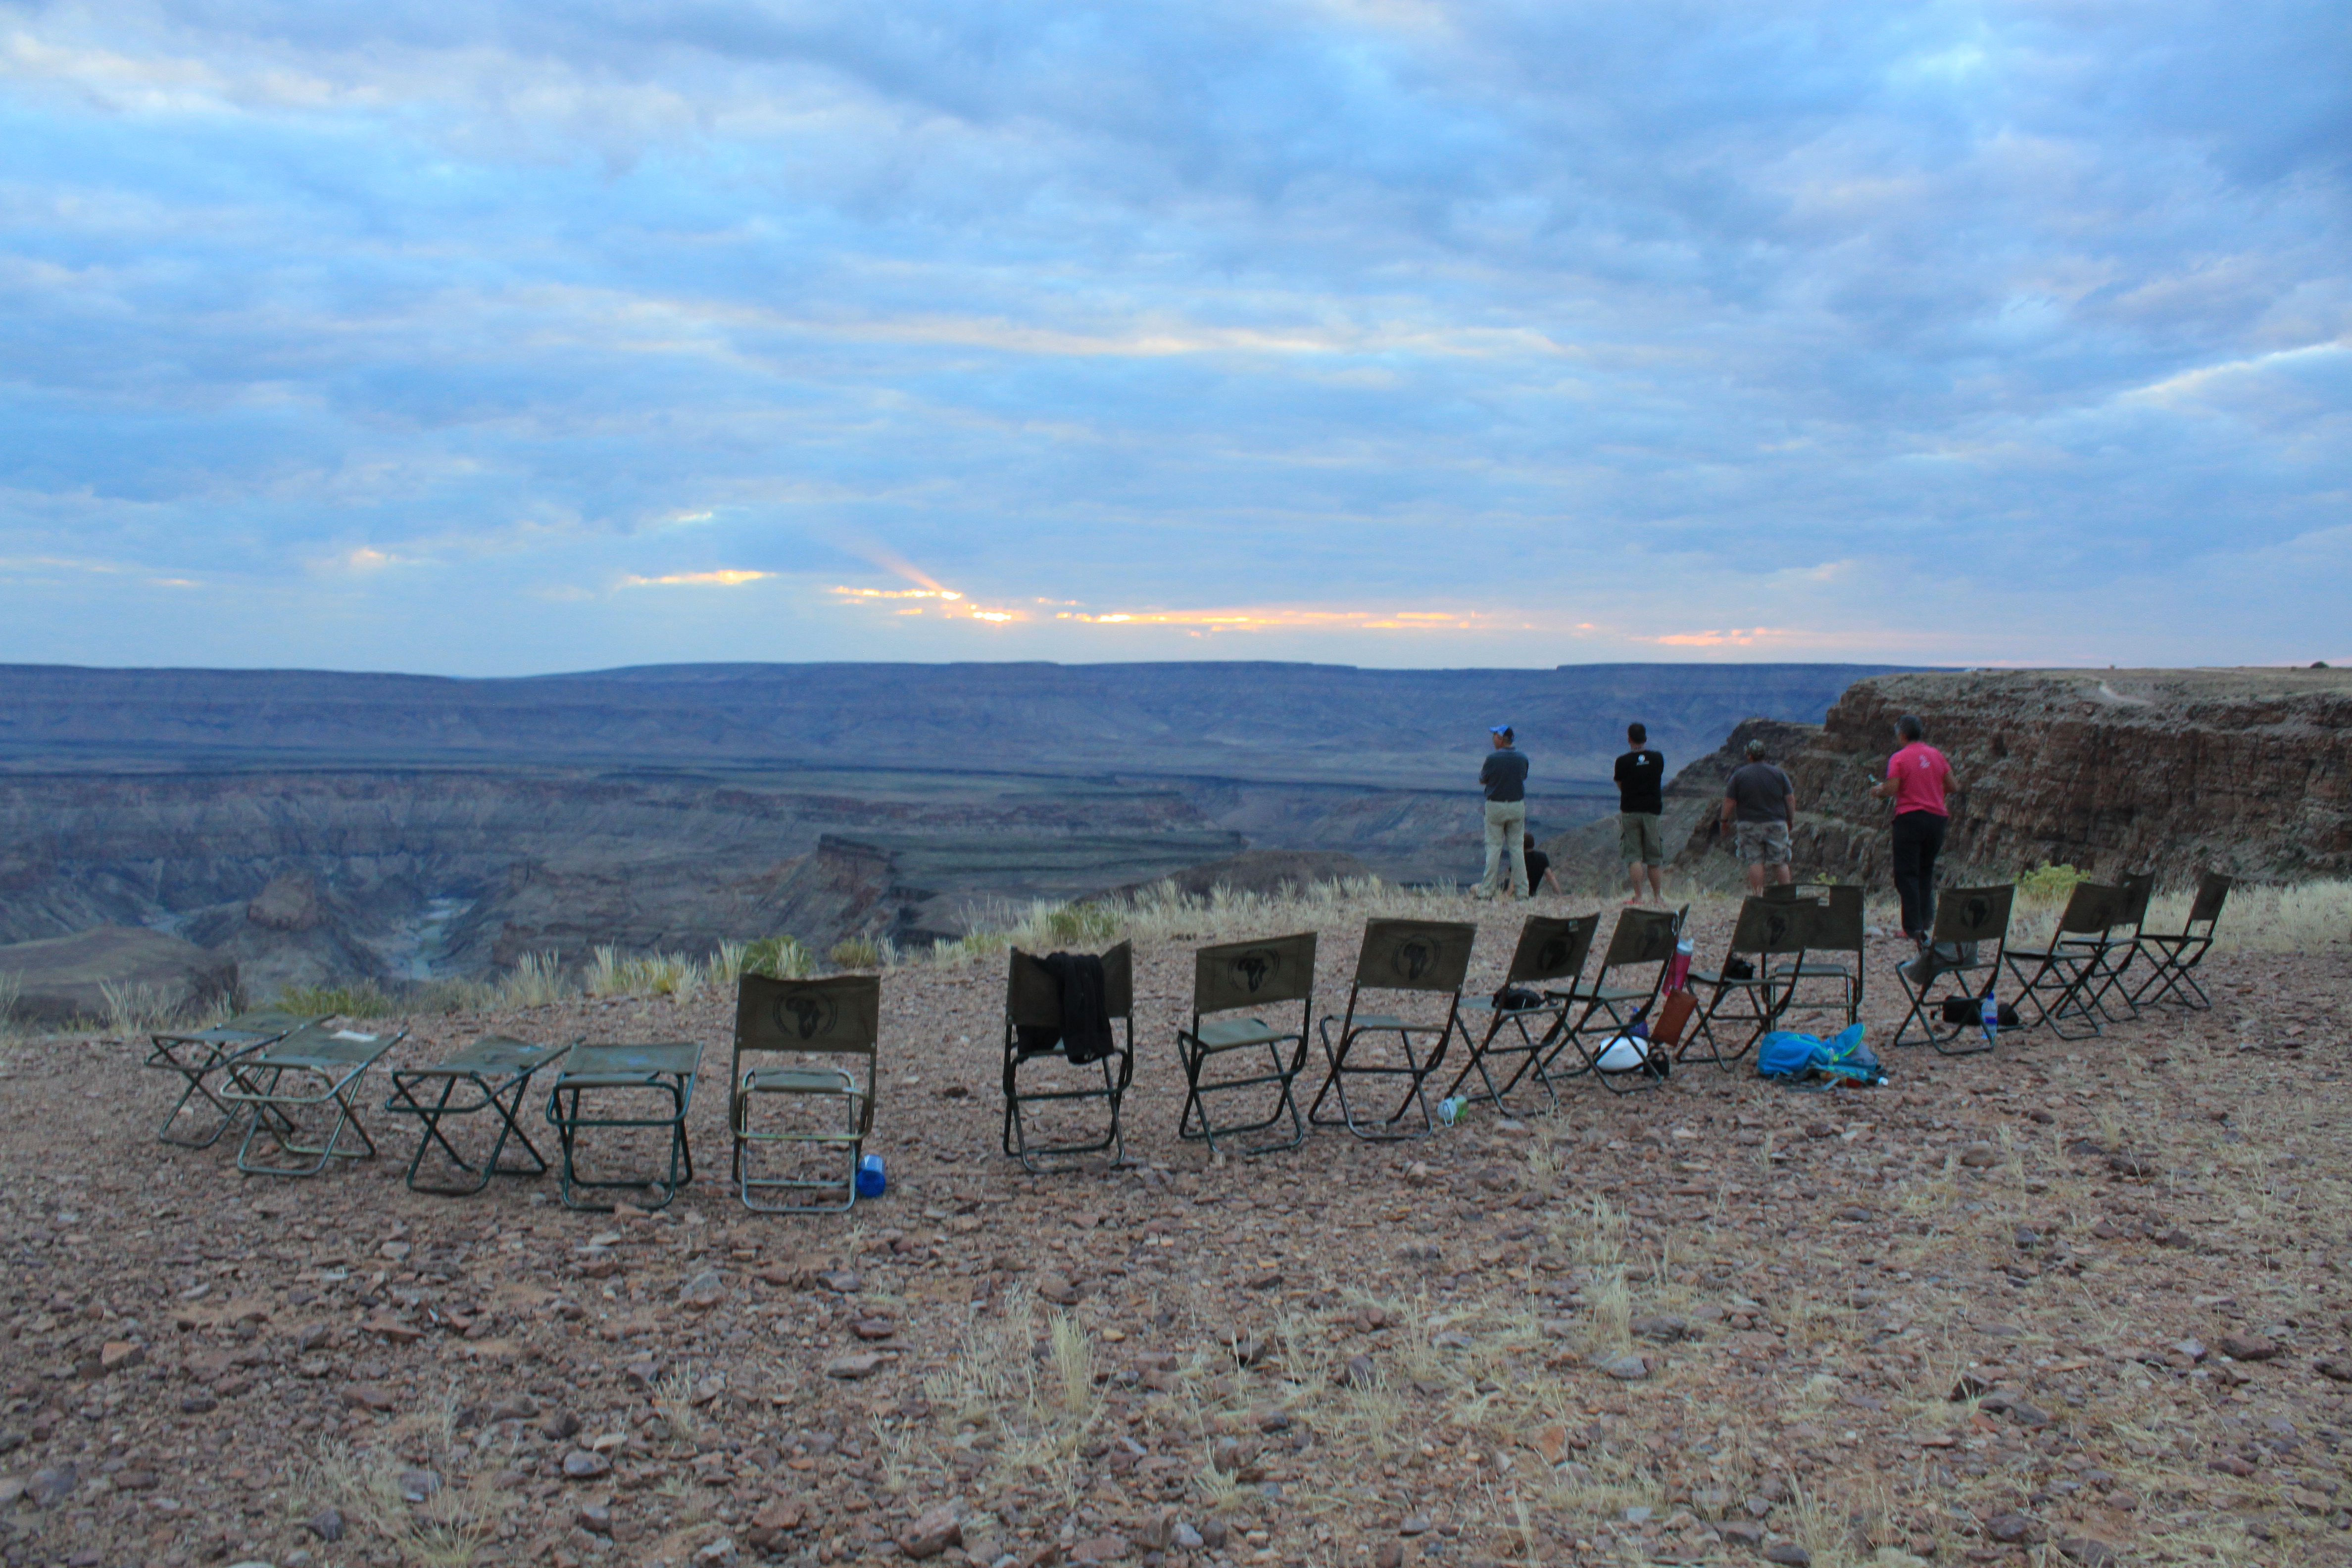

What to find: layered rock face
left=1674, top=668, right=2352, bottom=885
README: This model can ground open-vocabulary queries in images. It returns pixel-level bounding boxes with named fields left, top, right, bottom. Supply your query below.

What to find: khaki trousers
left=1479, top=799, right=1528, bottom=896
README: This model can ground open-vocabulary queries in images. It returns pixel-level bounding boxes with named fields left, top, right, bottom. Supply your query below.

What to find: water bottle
left=855, top=1152, right=887, bottom=1198
left=1437, top=1097, right=1466, bottom=1127
left=1979, top=993, right=1999, bottom=1046
left=1665, top=939, right=1694, bottom=994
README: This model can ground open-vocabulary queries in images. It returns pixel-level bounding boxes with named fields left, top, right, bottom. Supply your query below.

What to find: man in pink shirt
left=1869, top=714, right=1955, bottom=945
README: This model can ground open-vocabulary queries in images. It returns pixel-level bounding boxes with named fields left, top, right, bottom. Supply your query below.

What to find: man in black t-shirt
left=1520, top=833, right=1556, bottom=896
left=1614, top=722, right=1667, bottom=904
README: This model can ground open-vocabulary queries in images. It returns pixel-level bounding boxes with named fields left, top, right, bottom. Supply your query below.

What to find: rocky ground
left=1, top=893, right=2348, bottom=1568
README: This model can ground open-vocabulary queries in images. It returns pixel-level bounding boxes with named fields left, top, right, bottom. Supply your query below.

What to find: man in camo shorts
left=1718, top=737, right=1796, bottom=895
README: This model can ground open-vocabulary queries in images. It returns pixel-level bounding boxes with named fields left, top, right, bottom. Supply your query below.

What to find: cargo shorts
left=1618, top=812, right=1665, bottom=865
left=1734, top=819, right=1793, bottom=866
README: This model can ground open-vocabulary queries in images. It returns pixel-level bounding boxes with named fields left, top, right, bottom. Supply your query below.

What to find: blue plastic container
left=855, top=1152, right=886, bottom=1199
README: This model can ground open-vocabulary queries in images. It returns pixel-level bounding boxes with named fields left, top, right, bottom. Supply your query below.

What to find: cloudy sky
left=2, top=1, right=2346, bottom=675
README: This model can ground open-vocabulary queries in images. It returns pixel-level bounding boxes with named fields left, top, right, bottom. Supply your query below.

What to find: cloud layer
left=2, top=0, right=2347, bottom=672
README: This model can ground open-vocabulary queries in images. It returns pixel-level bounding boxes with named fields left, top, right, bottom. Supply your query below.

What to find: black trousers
left=1891, top=811, right=1948, bottom=939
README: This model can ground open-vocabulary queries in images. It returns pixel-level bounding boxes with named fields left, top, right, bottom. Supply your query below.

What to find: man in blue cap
left=1475, top=724, right=1529, bottom=898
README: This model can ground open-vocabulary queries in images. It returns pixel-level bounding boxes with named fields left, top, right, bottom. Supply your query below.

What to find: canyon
left=0, top=661, right=1903, bottom=999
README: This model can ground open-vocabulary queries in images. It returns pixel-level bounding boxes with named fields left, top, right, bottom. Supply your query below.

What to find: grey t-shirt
left=1724, top=761, right=1793, bottom=823
left=1480, top=747, right=1528, bottom=803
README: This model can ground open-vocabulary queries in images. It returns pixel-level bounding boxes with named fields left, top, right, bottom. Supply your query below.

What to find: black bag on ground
left=1941, top=996, right=2022, bottom=1027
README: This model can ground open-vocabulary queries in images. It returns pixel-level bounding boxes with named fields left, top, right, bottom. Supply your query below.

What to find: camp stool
left=2001, top=881, right=2138, bottom=1040
left=144, top=1010, right=319, bottom=1149
left=219, top=1022, right=409, bottom=1177
left=1442, top=914, right=1597, bottom=1115
left=1888, top=884, right=2017, bottom=1054
left=1309, top=919, right=1477, bottom=1141
left=734, top=974, right=882, bottom=1212
left=385, top=1034, right=577, bottom=1195
left=1176, top=931, right=1317, bottom=1158
left=999, top=944, right=1133, bottom=1175
left=1685, top=896, right=1813, bottom=1070
left=2128, top=871, right=2231, bottom=1011
left=1548, top=905, right=1682, bottom=1095
left=545, top=1040, right=702, bottom=1212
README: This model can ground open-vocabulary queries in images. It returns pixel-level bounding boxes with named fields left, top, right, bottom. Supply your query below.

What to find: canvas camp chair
left=1308, top=919, right=1477, bottom=1141
left=1441, top=914, right=1597, bottom=1114
left=1684, top=896, right=1813, bottom=1070
left=144, top=1010, right=319, bottom=1148
left=1888, top=884, right=2016, bottom=1053
left=2071, top=871, right=2155, bottom=1024
left=219, top=1021, right=409, bottom=1177
left=1548, top=906, right=1682, bottom=1094
left=1002, top=943, right=1133, bottom=1174
left=544, top=1039, right=702, bottom=1212
left=384, top=1034, right=577, bottom=1195
left=2128, top=871, right=2232, bottom=1011
left=1176, top=932, right=1316, bottom=1158
left=1770, top=884, right=1867, bottom=1025
left=2001, top=881, right=2138, bottom=1040
left=734, top=973, right=881, bottom=1211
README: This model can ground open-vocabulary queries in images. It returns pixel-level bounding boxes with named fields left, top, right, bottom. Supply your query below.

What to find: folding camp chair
left=1309, top=919, right=1477, bottom=1140
left=219, top=1022, right=409, bottom=1177
left=735, top=973, right=881, bottom=1211
left=2072, top=871, right=2155, bottom=1024
left=1002, top=944, right=1132, bottom=1174
left=1176, top=932, right=1316, bottom=1158
left=544, top=1040, right=702, bottom=1212
left=1441, top=914, right=1597, bottom=1114
left=1771, top=884, right=1867, bottom=1025
left=2129, top=871, right=2232, bottom=1011
left=144, top=1010, right=319, bottom=1148
left=2001, top=881, right=2138, bottom=1040
left=1548, top=906, right=1682, bottom=1094
left=1888, top=885, right=2015, bottom=1053
left=1684, top=896, right=1813, bottom=1070
left=384, top=1034, right=576, bottom=1195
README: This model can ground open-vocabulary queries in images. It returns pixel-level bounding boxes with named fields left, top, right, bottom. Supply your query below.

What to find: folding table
left=385, top=1033, right=577, bottom=1195
left=144, top=1011, right=319, bottom=1148
left=220, top=1022, right=409, bottom=1176
left=544, top=1040, right=702, bottom=1211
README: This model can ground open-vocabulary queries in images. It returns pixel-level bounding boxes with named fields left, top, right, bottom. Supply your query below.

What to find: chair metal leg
left=549, top=1080, right=693, bottom=1212
left=1177, top=1039, right=1307, bottom=1158
left=231, top=1065, right=380, bottom=1178
left=1309, top=1023, right=1441, bottom=1140
left=735, top=1087, right=866, bottom=1212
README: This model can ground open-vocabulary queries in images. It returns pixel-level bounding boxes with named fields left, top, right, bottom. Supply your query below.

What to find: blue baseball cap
left=1490, top=724, right=1513, bottom=735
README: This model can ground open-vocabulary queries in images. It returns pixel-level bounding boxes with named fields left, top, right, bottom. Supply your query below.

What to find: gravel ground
left=2, top=897, right=2348, bottom=1568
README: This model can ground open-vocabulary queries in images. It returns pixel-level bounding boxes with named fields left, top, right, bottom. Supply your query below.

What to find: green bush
left=2015, top=862, right=2086, bottom=903
left=276, top=980, right=395, bottom=1019
left=828, top=937, right=882, bottom=970
left=742, top=934, right=816, bottom=980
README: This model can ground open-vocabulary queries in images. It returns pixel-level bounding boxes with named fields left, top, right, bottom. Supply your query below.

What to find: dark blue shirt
left=1479, top=747, right=1528, bottom=803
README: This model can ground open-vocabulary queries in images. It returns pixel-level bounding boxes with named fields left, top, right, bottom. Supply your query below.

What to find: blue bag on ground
left=1757, top=1023, right=1884, bottom=1085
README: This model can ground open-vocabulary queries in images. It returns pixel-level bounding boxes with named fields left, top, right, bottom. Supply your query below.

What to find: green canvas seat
left=144, top=1010, right=320, bottom=1148
left=545, top=1040, right=702, bottom=1212
left=219, top=1022, right=409, bottom=1177
left=1888, top=885, right=2016, bottom=1054
left=1002, top=943, right=1133, bottom=1174
left=1685, top=896, right=1812, bottom=1070
left=1309, top=919, right=1477, bottom=1141
left=1176, top=932, right=1316, bottom=1158
left=2001, top=880, right=2139, bottom=1040
left=735, top=974, right=880, bottom=1211
left=1551, top=906, right=1683, bottom=1094
left=1768, top=883, right=1867, bottom=1026
left=2128, top=871, right=2231, bottom=1011
left=1443, top=914, right=1596, bottom=1115
left=384, top=1033, right=576, bottom=1195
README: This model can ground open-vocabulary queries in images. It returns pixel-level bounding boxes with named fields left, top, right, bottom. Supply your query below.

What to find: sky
left=1, top=1, right=2347, bottom=676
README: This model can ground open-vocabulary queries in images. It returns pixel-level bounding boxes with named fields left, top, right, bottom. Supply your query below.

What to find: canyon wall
left=1667, top=668, right=2352, bottom=885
